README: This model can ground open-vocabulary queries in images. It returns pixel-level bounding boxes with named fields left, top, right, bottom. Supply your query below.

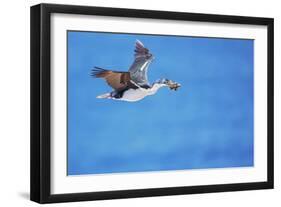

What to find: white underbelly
left=119, top=88, right=149, bottom=102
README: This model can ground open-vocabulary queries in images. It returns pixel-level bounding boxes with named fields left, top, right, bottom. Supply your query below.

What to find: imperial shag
left=91, top=40, right=181, bottom=102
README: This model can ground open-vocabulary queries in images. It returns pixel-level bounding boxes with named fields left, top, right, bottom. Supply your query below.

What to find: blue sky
left=67, top=31, right=254, bottom=175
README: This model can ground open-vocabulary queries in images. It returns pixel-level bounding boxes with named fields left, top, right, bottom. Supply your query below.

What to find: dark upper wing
left=134, top=40, right=150, bottom=59
left=91, top=67, right=133, bottom=91
left=128, top=40, right=153, bottom=86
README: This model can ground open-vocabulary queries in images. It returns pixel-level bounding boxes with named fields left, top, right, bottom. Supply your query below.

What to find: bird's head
left=157, top=78, right=181, bottom=91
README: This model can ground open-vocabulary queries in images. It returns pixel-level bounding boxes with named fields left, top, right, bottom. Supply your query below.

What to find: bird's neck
left=148, top=83, right=167, bottom=95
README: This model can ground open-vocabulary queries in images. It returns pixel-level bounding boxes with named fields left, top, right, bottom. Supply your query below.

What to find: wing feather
left=134, top=39, right=150, bottom=59
left=129, top=40, right=153, bottom=85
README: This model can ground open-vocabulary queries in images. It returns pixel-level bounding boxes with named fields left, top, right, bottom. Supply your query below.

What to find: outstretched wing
left=128, top=40, right=154, bottom=86
left=134, top=40, right=150, bottom=59
left=91, top=67, right=132, bottom=91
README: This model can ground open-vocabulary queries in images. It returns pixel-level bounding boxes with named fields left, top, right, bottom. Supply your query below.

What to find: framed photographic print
left=30, top=3, right=274, bottom=203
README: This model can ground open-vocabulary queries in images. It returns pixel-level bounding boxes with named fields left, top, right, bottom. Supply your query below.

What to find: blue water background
left=67, top=31, right=254, bottom=175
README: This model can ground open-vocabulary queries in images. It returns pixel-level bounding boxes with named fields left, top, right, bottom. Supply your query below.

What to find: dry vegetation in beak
left=167, top=80, right=181, bottom=91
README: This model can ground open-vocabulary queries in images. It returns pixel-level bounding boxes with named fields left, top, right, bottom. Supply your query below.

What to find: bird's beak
left=166, top=80, right=181, bottom=91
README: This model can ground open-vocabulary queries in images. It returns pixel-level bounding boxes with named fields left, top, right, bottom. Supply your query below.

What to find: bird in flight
left=91, top=40, right=181, bottom=102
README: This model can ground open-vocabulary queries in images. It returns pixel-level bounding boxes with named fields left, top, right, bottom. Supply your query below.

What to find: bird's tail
left=96, top=93, right=112, bottom=99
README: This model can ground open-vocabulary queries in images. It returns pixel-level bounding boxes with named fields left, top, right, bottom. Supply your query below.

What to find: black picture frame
left=30, top=3, right=274, bottom=204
